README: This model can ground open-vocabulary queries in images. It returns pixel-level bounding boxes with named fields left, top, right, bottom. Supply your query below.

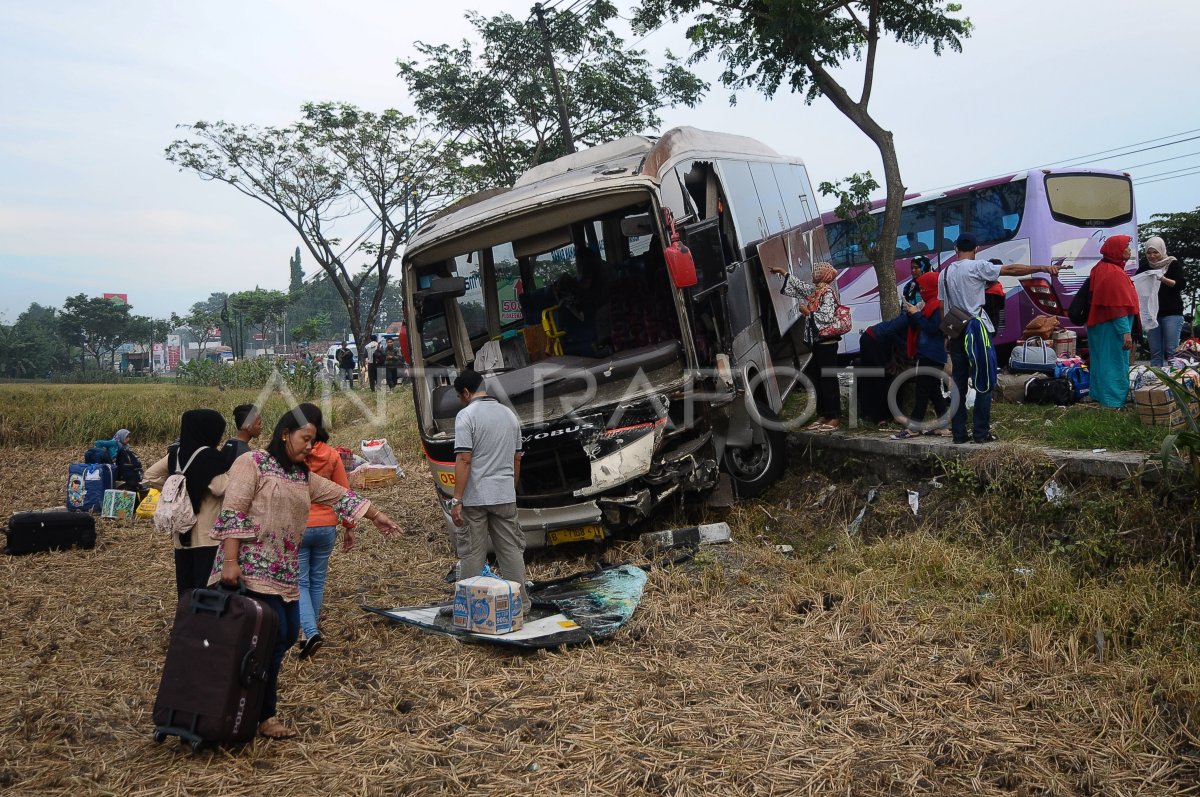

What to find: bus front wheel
left=722, top=406, right=788, bottom=499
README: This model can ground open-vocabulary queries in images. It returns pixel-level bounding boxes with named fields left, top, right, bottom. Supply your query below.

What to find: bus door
left=934, top=200, right=968, bottom=267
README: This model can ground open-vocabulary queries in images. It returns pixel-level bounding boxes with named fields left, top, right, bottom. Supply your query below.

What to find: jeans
left=1148, top=315, right=1184, bottom=366
left=456, top=503, right=528, bottom=611
left=298, top=525, right=337, bottom=640
left=252, top=592, right=299, bottom=722
left=949, top=339, right=993, bottom=442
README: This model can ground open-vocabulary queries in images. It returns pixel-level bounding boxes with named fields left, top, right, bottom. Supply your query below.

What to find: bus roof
left=820, top=167, right=1131, bottom=223
left=405, top=126, right=805, bottom=265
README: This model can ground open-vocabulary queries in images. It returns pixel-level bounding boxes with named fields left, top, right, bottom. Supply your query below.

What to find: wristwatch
left=445, top=498, right=461, bottom=509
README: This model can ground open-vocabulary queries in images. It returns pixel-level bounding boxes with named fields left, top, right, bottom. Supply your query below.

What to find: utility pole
left=533, top=2, right=575, bottom=154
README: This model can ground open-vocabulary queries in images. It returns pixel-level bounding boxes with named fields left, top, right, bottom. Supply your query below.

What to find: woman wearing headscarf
left=770, top=261, right=844, bottom=431
left=894, top=271, right=950, bottom=438
left=1136, top=236, right=1185, bottom=366
left=113, top=428, right=145, bottom=492
left=902, top=256, right=933, bottom=307
left=1087, top=234, right=1139, bottom=408
left=143, top=410, right=231, bottom=595
left=211, top=405, right=402, bottom=739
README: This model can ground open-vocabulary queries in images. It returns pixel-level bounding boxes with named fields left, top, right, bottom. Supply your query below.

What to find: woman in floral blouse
left=210, top=405, right=401, bottom=739
left=769, top=261, right=845, bottom=431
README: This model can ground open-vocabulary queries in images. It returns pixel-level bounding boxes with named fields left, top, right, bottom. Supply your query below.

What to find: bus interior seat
left=431, top=384, right=462, bottom=435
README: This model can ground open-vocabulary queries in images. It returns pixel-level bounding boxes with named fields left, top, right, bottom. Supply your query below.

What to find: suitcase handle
left=239, top=647, right=263, bottom=688
left=189, top=580, right=247, bottom=616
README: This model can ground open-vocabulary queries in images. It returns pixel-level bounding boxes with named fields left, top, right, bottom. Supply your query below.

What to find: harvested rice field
left=1, top=388, right=1199, bottom=796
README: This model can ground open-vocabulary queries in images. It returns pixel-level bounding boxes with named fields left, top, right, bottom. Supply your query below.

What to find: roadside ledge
left=787, top=429, right=1163, bottom=483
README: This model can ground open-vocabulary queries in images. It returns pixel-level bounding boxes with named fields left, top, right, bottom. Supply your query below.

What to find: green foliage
left=819, top=171, right=880, bottom=264
left=1140, top=207, right=1200, bottom=316
left=1150, top=368, right=1200, bottom=487
left=166, top=103, right=458, bottom=361
left=58, top=294, right=133, bottom=369
left=398, top=1, right=707, bottom=189
left=634, top=1, right=972, bottom=321
left=288, top=246, right=304, bottom=295
left=175, top=356, right=324, bottom=399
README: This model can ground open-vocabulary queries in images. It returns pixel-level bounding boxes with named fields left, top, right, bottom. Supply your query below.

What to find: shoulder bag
left=937, top=268, right=974, bottom=339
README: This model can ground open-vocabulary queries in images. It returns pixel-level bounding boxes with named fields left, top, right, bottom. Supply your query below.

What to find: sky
left=3, top=0, right=1199, bottom=321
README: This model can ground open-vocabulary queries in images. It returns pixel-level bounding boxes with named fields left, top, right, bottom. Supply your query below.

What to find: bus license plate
left=547, top=525, right=605, bottom=546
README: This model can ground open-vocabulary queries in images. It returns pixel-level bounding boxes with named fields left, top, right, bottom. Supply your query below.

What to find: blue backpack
left=1055, top=363, right=1090, bottom=402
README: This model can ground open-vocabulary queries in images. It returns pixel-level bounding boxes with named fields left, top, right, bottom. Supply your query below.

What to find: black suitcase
left=152, top=585, right=279, bottom=751
left=4, top=511, right=97, bottom=554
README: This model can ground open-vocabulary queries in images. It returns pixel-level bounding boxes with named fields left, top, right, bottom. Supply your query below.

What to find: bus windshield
left=1044, top=173, right=1134, bottom=227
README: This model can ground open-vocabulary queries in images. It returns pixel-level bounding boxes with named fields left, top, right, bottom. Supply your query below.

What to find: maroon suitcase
left=152, top=585, right=279, bottom=751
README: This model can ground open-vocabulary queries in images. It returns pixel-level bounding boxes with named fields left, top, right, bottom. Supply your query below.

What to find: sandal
left=804, top=420, right=825, bottom=431
left=891, top=429, right=919, bottom=440
left=259, top=717, right=297, bottom=739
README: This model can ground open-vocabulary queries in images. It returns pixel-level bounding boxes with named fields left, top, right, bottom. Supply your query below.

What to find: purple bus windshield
left=822, top=169, right=1136, bottom=353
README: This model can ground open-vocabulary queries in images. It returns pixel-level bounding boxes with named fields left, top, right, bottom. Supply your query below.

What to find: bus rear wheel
left=722, top=406, right=788, bottom=499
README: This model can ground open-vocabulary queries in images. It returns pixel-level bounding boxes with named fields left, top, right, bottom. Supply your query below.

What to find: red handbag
left=818, top=303, right=852, bottom=338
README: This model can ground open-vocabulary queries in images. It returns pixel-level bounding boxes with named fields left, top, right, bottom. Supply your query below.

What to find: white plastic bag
left=361, top=438, right=398, bottom=467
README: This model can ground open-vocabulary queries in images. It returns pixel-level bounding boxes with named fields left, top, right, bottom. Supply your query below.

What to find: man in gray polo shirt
left=447, top=369, right=526, bottom=608
left=942, top=234, right=1059, bottom=443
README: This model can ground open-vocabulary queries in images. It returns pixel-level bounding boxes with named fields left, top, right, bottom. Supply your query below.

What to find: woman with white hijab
left=1136, top=236, right=1186, bottom=366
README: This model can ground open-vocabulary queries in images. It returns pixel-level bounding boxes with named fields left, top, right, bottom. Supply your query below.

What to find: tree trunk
left=807, top=61, right=904, bottom=321
left=873, top=135, right=904, bottom=322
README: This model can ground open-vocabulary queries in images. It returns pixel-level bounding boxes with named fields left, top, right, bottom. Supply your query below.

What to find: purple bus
left=822, top=168, right=1137, bottom=356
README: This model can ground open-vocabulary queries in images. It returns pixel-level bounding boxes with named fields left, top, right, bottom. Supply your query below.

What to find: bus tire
left=722, top=405, right=788, bottom=499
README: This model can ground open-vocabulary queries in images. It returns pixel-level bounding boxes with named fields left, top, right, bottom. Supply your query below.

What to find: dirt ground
left=2, top=433, right=1198, bottom=796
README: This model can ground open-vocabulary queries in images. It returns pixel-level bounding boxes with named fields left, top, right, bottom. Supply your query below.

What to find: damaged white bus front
left=403, top=127, right=828, bottom=548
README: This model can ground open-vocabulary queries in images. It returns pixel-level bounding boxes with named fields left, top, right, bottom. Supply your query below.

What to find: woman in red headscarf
left=1087, top=234, right=1138, bottom=408
left=893, top=271, right=950, bottom=438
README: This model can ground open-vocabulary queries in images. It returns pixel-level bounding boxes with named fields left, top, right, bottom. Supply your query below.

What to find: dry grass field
left=1, top=385, right=1198, bottom=796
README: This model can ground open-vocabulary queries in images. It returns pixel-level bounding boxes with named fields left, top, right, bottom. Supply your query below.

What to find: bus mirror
left=415, top=276, right=467, bottom=300
left=662, top=207, right=698, bottom=289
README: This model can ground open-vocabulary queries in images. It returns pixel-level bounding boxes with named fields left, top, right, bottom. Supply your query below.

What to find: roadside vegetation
left=2, top=384, right=1197, bottom=793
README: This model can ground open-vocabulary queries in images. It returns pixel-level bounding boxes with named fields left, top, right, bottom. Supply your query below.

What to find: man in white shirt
left=942, top=234, right=1059, bottom=443
left=364, top=335, right=380, bottom=391
left=447, top=369, right=527, bottom=610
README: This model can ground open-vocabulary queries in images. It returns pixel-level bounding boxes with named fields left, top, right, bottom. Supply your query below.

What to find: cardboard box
left=1132, top=387, right=1199, bottom=431
left=453, top=575, right=525, bottom=635
left=101, top=489, right=138, bottom=520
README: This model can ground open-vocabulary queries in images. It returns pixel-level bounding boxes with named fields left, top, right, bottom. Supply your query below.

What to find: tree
left=228, top=288, right=288, bottom=357
left=1140, top=207, right=1200, bottom=317
left=820, top=171, right=881, bottom=268
left=13, top=303, right=73, bottom=376
left=167, top=103, right=462, bottom=364
left=634, top=0, right=971, bottom=320
left=0, top=324, right=36, bottom=378
left=398, top=1, right=708, bottom=189
left=290, top=313, right=329, bottom=345
left=180, top=304, right=223, bottom=360
left=288, top=247, right=304, bottom=295
left=59, top=294, right=132, bottom=370
left=126, top=315, right=174, bottom=373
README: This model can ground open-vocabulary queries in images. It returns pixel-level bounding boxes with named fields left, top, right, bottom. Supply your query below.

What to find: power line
left=1135, top=167, right=1200, bottom=187
left=1131, top=163, right=1200, bottom=182
left=1056, top=133, right=1200, bottom=169
left=1039, top=128, right=1200, bottom=168
left=1117, top=150, right=1200, bottom=172
left=915, top=127, right=1200, bottom=196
